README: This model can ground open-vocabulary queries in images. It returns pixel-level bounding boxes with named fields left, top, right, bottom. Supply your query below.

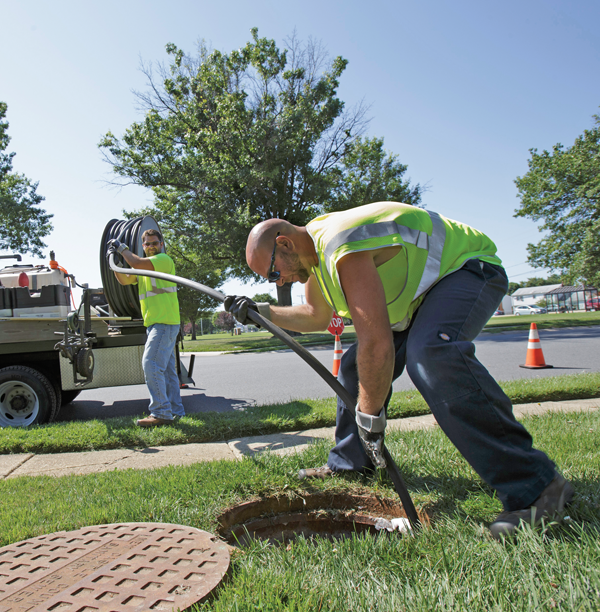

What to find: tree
left=507, top=282, right=521, bottom=295
left=523, top=274, right=563, bottom=288
left=252, top=292, right=278, bottom=305
left=0, top=102, right=53, bottom=256
left=195, top=313, right=215, bottom=335
left=514, top=112, right=600, bottom=286
left=168, top=244, right=221, bottom=340
left=322, top=136, right=422, bottom=213
left=213, top=310, right=235, bottom=334
left=573, top=218, right=600, bottom=288
left=100, top=29, right=420, bottom=306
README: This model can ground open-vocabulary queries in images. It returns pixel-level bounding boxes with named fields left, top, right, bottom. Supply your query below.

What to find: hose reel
left=99, top=216, right=163, bottom=318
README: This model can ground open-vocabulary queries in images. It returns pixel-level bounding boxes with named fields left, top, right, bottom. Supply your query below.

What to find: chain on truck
left=0, top=216, right=194, bottom=428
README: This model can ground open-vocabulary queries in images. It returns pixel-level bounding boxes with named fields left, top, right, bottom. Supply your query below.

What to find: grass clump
left=1, top=410, right=599, bottom=611
left=0, top=373, right=599, bottom=455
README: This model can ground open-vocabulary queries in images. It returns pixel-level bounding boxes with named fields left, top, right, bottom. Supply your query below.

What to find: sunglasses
left=267, top=232, right=281, bottom=282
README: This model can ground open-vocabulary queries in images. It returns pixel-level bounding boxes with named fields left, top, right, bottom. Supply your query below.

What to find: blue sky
left=1, top=0, right=599, bottom=306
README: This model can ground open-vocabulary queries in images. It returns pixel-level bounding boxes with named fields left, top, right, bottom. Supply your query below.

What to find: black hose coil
left=99, top=216, right=162, bottom=318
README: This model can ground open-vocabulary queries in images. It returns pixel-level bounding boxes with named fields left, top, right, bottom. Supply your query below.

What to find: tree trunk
left=276, top=282, right=293, bottom=306
left=276, top=282, right=301, bottom=336
left=191, top=319, right=197, bottom=340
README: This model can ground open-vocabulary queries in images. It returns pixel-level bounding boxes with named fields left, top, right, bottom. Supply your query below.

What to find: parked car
left=586, top=298, right=600, bottom=311
left=492, top=309, right=504, bottom=316
left=513, top=305, right=547, bottom=315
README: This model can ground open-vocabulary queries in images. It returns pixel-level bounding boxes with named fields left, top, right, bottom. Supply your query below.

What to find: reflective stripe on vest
left=323, top=210, right=446, bottom=301
left=139, top=276, right=177, bottom=301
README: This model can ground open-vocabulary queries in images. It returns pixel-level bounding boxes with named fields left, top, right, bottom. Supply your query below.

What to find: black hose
left=106, top=253, right=421, bottom=529
left=100, top=217, right=163, bottom=318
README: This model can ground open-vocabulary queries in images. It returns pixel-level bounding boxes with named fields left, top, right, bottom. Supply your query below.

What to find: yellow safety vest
left=306, top=202, right=502, bottom=330
left=137, top=253, right=180, bottom=327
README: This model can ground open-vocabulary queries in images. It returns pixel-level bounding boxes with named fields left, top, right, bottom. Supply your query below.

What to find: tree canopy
left=171, top=248, right=220, bottom=335
left=213, top=310, right=235, bottom=333
left=514, top=112, right=600, bottom=287
left=100, top=29, right=421, bottom=302
left=0, top=102, right=53, bottom=257
left=252, top=292, right=278, bottom=305
left=322, top=136, right=422, bottom=213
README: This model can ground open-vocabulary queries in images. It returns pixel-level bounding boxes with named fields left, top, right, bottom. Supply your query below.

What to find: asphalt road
left=56, top=326, right=600, bottom=423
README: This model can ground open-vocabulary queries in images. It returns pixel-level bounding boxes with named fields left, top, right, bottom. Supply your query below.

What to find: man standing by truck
left=224, top=202, right=573, bottom=539
left=107, top=229, right=184, bottom=427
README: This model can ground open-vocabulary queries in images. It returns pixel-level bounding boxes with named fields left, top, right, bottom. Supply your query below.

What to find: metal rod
left=108, top=255, right=421, bottom=528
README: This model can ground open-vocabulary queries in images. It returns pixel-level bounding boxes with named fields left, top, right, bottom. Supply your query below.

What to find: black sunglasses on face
left=267, top=232, right=281, bottom=282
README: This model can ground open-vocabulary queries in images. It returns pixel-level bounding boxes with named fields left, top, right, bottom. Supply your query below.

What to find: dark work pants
left=327, top=259, right=556, bottom=511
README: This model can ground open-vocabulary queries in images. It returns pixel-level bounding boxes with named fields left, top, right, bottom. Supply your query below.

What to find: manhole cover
left=217, top=493, right=429, bottom=546
left=0, top=522, right=230, bottom=612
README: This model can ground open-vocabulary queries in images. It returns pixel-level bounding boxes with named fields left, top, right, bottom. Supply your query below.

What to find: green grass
left=1, top=372, right=599, bottom=455
left=1, top=409, right=599, bottom=611
left=186, top=311, right=600, bottom=353
left=484, top=309, right=600, bottom=332
left=182, top=329, right=357, bottom=353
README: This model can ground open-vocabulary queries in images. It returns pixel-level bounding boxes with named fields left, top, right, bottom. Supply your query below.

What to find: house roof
left=511, top=284, right=562, bottom=297
left=545, top=285, right=598, bottom=295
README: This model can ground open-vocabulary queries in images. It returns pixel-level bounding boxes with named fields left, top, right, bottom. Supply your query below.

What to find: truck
left=0, top=251, right=193, bottom=428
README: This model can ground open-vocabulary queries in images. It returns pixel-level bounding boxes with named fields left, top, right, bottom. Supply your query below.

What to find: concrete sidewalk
left=1, top=399, right=598, bottom=479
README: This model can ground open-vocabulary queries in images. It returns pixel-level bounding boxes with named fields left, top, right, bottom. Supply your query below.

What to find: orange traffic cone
left=332, top=334, right=343, bottom=376
left=519, top=323, right=553, bottom=369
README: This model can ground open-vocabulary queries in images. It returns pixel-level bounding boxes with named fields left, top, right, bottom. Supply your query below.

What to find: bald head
left=246, top=218, right=317, bottom=283
left=246, top=219, right=291, bottom=275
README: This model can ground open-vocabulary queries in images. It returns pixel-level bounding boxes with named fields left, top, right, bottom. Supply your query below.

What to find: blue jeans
left=328, top=260, right=556, bottom=511
left=142, top=323, right=185, bottom=420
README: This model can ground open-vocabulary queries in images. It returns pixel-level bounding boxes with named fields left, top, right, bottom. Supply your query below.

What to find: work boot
left=136, top=416, right=174, bottom=428
left=489, top=473, right=574, bottom=540
left=298, top=465, right=335, bottom=480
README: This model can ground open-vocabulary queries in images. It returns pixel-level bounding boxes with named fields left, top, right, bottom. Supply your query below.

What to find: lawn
left=183, top=311, right=600, bottom=352
left=1, top=409, right=598, bottom=611
left=484, top=310, right=600, bottom=333
left=1, top=372, right=599, bottom=455
left=181, top=328, right=356, bottom=353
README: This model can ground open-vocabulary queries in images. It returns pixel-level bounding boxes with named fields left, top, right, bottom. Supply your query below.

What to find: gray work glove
left=355, top=405, right=387, bottom=469
left=106, top=239, right=129, bottom=260
left=224, top=295, right=271, bottom=326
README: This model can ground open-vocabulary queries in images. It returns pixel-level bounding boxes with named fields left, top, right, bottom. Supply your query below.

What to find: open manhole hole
left=0, top=522, right=230, bottom=612
left=217, top=493, right=430, bottom=546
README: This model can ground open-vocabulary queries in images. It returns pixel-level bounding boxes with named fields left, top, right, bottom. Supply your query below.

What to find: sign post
left=327, top=313, right=345, bottom=337
left=327, top=313, right=345, bottom=376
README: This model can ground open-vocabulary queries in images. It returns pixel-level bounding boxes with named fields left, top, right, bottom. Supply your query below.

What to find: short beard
left=282, top=251, right=311, bottom=283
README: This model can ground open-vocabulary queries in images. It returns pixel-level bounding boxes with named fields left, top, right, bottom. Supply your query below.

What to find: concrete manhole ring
left=217, top=492, right=430, bottom=546
left=0, top=522, right=230, bottom=611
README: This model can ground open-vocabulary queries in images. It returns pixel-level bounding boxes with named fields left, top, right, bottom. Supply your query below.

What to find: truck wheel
left=61, top=389, right=81, bottom=405
left=0, top=366, right=57, bottom=428
left=49, top=380, right=62, bottom=423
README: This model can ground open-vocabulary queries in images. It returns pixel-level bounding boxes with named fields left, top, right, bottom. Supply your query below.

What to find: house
left=510, top=284, right=562, bottom=309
